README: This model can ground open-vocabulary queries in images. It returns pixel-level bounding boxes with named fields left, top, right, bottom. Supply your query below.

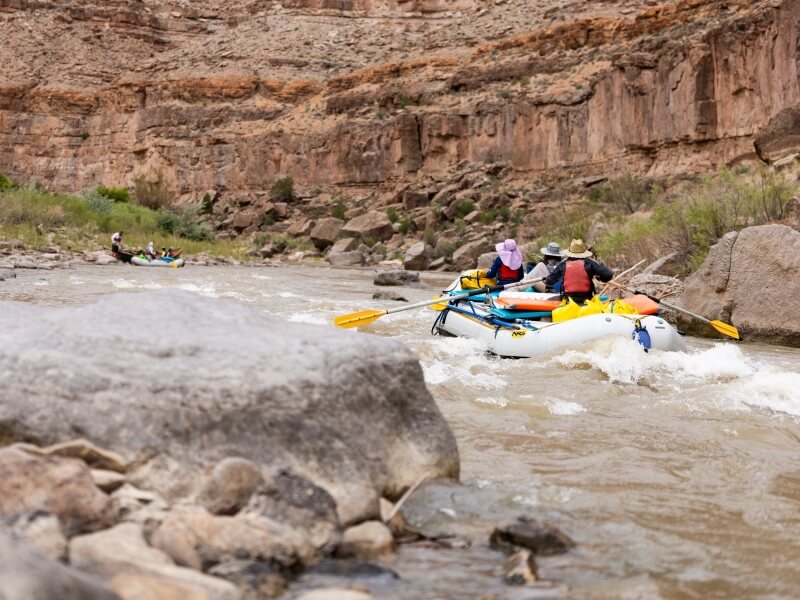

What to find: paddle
left=607, top=282, right=740, bottom=340
left=599, top=259, right=645, bottom=296
left=334, top=277, right=546, bottom=329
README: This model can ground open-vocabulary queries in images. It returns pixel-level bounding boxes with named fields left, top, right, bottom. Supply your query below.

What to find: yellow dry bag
left=459, top=269, right=495, bottom=290
left=552, top=298, right=580, bottom=323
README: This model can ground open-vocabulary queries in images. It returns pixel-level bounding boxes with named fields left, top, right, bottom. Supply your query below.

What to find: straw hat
left=566, top=239, right=593, bottom=258
left=540, top=242, right=565, bottom=258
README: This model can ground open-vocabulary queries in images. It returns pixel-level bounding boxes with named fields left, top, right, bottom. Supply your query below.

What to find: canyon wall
left=1, top=0, right=799, bottom=200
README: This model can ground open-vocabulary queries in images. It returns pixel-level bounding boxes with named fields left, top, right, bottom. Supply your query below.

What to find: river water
left=2, top=264, right=800, bottom=599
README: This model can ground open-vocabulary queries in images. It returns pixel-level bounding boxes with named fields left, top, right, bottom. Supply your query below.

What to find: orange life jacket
left=563, top=260, right=591, bottom=294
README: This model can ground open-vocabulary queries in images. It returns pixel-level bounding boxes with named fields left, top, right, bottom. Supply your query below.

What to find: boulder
left=372, top=290, right=408, bottom=302
left=641, top=252, right=682, bottom=277
left=310, top=218, right=344, bottom=250
left=452, top=239, right=494, bottom=271
left=208, top=560, right=287, bottom=600
left=503, top=549, right=537, bottom=585
left=0, top=291, right=459, bottom=526
left=402, top=189, right=431, bottom=210
left=327, top=250, right=365, bottom=267
left=336, top=521, right=395, bottom=559
left=0, top=268, right=15, bottom=280
left=0, top=529, right=120, bottom=600
left=329, top=237, right=358, bottom=254
left=675, top=225, right=800, bottom=345
left=232, top=210, right=257, bottom=232
left=341, top=211, right=394, bottom=242
left=373, top=269, right=420, bottom=286
left=197, top=457, right=264, bottom=516
left=0, top=447, right=114, bottom=535
left=70, top=523, right=239, bottom=600
left=151, top=507, right=311, bottom=570
left=754, top=104, right=800, bottom=163
left=287, top=219, right=316, bottom=237
left=403, top=242, right=432, bottom=271
left=476, top=251, right=497, bottom=269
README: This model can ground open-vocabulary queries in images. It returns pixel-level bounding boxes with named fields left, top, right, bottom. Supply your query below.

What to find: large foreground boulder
left=675, top=224, right=800, bottom=346
left=0, top=291, right=459, bottom=525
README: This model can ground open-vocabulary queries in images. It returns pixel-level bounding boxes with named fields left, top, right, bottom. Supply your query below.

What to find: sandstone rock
left=627, top=274, right=683, bottom=301
left=111, top=484, right=170, bottom=539
left=641, top=252, right=682, bottom=277
left=403, top=189, right=431, bottom=210
left=490, top=516, right=575, bottom=556
left=92, top=469, right=127, bottom=493
left=676, top=224, right=800, bottom=345
left=296, top=589, right=374, bottom=600
left=12, top=256, right=41, bottom=269
left=0, top=529, right=120, bottom=600
left=244, top=470, right=340, bottom=553
left=233, top=211, right=257, bottom=232
left=503, top=548, right=537, bottom=585
left=197, top=457, right=264, bottom=516
left=754, top=104, right=800, bottom=163
left=341, top=211, right=394, bottom=242
left=3, top=511, right=67, bottom=560
left=330, top=237, right=358, bottom=253
left=429, top=257, right=448, bottom=270
left=372, top=290, right=408, bottom=302
left=327, top=250, right=365, bottom=267
left=258, top=243, right=278, bottom=258
left=0, top=447, right=114, bottom=535
left=373, top=269, right=420, bottom=286
left=336, top=521, right=395, bottom=559
left=40, top=438, right=128, bottom=472
left=476, top=251, right=498, bottom=269
left=287, top=219, right=316, bottom=237
left=152, top=507, right=311, bottom=571
left=70, top=523, right=239, bottom=600
left=452, top=239, right=494, bottom=271
left=208, top=560, right=287, bottom=600
left=310, top=218, right=344, bottom=250
left=0, top=291, right=459, bottom=526
left=403, top=242, right=431, bottom=271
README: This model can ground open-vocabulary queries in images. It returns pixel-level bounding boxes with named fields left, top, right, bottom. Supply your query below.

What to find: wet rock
left=3, top=511, right=67, bottom=560
left=373, top=269, right=420, bottom=286
left=151, top=507, right=311, bottom=571
left=0, top=447, right=114, bottom=536
left=245, top=470, right=340, bottom=553
left=503, top=548, right=537, bottom=585
left=0, top=268, right=14, bottom=280
left=341, top=211, right=394, bottom=242
left=0, top=529, right=120, bottom=600
left=428, top=256, right=449, bottom=270
left=208, top=560, right=287, bottom=599
left=676, top=224, right=800, bottom=345
left=336, top=521, right=394, bottom=559
left=452, top=239, right=494, bottom=271
left=327, top=250, right=365, bottom=266
left=310, top=218, right=344, bottom=250
left=490, top=517, right=574, bottom=556
left=0, top=291, right=460, bottom=526
left=197, top=457, right=264, bottom=516
left=70, top=522, right=239, bottom=600
left=308, top=559, right=399, bottom=580
left=403, top=241, right=432, bottom=271
left=258, top=243, right=278, bottom=258
left=297, top=589, right=374, bottom=600
left=371, top=290, right=408, bottom=302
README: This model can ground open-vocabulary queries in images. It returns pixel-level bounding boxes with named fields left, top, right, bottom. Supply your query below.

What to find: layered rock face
left=676, top=224, right=800, bottom=346
left=0, top=291, right=460, bottom=525
left=1, top=0, right=799, bottom=200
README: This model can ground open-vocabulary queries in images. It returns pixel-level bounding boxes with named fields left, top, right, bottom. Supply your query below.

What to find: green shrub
left=331, top=198, right=347, bottom=219
left=519, top=76, right=530, bottom=87
left=497, top=89, right=510, bottom=100
left=386, top=206, right=399, bottom=223
left=479, top=209, right=495, bottom=225
left=270, top=176, right=294, bottom=202
left=454, top=200, right=476, bottom=219
left=498, top=206, right=511, bottom=221
left=398, top=218, right=411, bottom=235
left=454, top=219, right=466, bottom=235
left=200, top=192, right=215, bottom=215
left=81, top=189, right=114, bottom=214
left=376, top=109, right=387, bottom=119
left=0, top=173, right=15, bottom=191
left=133, top=171, right=173, bottom=210
left=423, top=227, right=436, bottom=246
left=397, top=97, right=415, bottom=109
left=96, top=185, right=131, bottom=203
left=156, top=210, right=181, bottom=235
left=363, top=236, right=377, bottom=248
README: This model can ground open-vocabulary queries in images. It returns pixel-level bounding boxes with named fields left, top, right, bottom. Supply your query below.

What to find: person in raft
left=524, top=241, right=565, bottom=293
left=486, top=239, right=524, bottom=285
left=111, top=231, right=123, bottom=253
left=545, top=239, right=613, bottom=304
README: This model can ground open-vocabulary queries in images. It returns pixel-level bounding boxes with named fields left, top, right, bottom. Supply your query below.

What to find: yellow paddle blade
left=710, top=320, right=740, bottom=340
left=334, top=309, right=387, bottom=329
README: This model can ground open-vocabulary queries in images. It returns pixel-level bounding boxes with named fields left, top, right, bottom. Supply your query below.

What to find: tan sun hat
left=566, top=239, right=593, bottom=258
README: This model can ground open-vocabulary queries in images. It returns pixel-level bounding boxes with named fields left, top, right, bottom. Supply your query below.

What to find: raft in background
left=130, top=256, right=185, bottom=268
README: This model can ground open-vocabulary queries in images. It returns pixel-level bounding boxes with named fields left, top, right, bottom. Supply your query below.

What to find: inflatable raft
left=131, top=257, right=185, bottom=268
left=431, top=274, right=686, bottom=357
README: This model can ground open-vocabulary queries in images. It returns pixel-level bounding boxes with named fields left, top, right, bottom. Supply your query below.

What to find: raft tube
left=130, top=257, right=185, bottom=268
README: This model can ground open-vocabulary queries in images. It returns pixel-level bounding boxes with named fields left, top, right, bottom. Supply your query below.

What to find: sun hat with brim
left=540, top=242, right=565, bottom=258
left=496, top=239, right=523, bottom=270
left=566, top=239, right=593, bottom=258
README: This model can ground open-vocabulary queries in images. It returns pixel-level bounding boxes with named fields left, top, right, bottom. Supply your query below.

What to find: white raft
left=131, top=257, right=185, bottom=268
left=433, top=298, right=686, bottom=358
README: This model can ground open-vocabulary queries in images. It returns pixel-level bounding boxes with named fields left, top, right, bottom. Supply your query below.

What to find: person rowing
left=486, top=239, right=524, bottom=285
left=545, top=239, right=613, bottom=304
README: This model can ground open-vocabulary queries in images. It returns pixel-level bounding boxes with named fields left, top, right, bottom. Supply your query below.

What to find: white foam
left=34, top=280, right=49, bottom=286
left=734, top=371, right=800, bottom=417
left=250, top=274, right=272, bottom=280
left=111, top=279, right=162, bottom=290
left=475, top=396, right=509, bottom=408
left=547, top=400, right=586, bottom=416
left=277, top=291, right=300, bottom=298
left=177, top=282, right=219, bottom=297
left=286, top=312, right=330, bottom=326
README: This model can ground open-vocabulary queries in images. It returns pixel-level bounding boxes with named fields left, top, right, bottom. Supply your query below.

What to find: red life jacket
left=499, top=262, right=519, bottom=281
left=563, top=259, right=591, bottom=293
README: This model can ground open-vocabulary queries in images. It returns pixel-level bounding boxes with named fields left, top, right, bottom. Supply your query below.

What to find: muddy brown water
left=2, top=264, right=799, bottom=599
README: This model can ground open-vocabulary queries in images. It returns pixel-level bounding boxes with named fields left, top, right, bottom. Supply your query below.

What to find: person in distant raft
left=525, top=241, right=565, bottom=292
left=486, top=239, right=524, bottom=285
left=546, top=239, right=613, bottom=304
left=111, top=231, right=123, bottom=253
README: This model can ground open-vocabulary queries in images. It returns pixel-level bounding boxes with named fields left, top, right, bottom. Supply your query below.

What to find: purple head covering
left=496, top=239, right=522, bottom=270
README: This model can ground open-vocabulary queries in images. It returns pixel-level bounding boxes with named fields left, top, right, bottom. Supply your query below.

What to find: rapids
left=2, top=264, right=799, bottom=599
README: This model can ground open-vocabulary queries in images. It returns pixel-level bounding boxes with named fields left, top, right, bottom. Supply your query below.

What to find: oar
left=334, top=277, right=546, bottom=329
left=607, top=282, right=740, bottom=340
left=599, top=259, right=645, bottom=296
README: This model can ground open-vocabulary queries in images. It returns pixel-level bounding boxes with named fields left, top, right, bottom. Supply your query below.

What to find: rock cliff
left=1, top=0, right=799, bottom=205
